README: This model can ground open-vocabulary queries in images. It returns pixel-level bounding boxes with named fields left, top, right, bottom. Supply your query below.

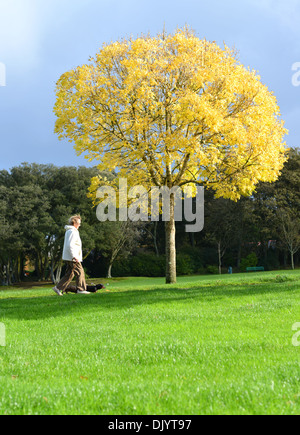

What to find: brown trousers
left=57, top=261, right=87, bottom=293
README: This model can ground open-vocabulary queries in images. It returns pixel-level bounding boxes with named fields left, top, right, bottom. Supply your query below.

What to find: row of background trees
left=0, top=148, right=299, bottom=285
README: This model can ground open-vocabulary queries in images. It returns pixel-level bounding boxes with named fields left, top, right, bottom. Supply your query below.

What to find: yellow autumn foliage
left=54, top=27, right=288, bottom=202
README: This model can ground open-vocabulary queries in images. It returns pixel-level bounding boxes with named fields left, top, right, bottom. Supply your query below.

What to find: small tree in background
left=277, top=210, right=300, bottom=270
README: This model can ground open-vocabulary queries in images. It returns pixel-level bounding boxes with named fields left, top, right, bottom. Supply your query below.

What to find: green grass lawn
left=0, top=270, right=300, bottom=415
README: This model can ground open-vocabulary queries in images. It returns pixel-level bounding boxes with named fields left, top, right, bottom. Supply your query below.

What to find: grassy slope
left=0, top=271, right=300, bottom=415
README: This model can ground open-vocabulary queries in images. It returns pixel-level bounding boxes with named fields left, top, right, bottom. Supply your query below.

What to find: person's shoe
left=77, top=290, right=91, bottom=295
left=53, top=287, right=63, bottom=297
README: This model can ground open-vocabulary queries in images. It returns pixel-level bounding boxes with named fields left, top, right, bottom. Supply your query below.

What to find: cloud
left=0, top=0, right=41, bottom=69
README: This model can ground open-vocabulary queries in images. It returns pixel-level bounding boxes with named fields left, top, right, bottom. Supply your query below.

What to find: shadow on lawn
left=0, top=279, right=297, bottom=321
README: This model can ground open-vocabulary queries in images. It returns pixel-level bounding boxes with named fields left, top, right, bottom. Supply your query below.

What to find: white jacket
left=62, top=225, right=83, bottom=262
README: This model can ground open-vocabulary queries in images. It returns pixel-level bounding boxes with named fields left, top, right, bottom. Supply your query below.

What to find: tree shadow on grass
left=0, top=279, right=298, bottom=322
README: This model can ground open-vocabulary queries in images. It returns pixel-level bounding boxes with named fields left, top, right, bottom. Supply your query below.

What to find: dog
left=63, top=283, right=106, bottom=294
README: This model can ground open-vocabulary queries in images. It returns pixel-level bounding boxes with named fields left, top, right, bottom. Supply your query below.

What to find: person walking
left=53, top=215, right=90, bottom=296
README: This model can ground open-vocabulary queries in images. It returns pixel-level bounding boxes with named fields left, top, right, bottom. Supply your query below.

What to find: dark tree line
left=0, top=164, right=139, bottom=285
left=182, top=147, right=300, bottom=273
left=0, top=149, right=299, bottom=285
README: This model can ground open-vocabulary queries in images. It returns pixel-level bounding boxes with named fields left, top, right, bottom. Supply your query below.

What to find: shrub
left=131, top=255, right=165, bottom=277
left=240, top=253, right=258, bottom=272
left=206, top=265, right=219, bottom=275
left=176, top=254, right=194, bottom=276
left=112, top=253, right=195, bottom=277
left=180, top=247, right=204, bottom=273
left=111, top=258, right=132, bottom=277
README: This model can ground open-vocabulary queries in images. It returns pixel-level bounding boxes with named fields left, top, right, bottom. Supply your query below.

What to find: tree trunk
left=107, top=262, right=113, bottom=279
left=16, top=254, right=22, bottom=283
left=7, top=258, right=12, bottom=286
left=218, top=241, right=222, bottom=275
left=35, top=254, right=43, bottom=281
left=54, top=263, right=63, bottom=284
left=189, top=232, right=195, bottom=248
left=165, top=194, right=177, bottom=284
left=51, top=259, right=63, bottom=284
left=291, top=251, right=295, bottom=270
left=153, top=221, right=159, bottom=257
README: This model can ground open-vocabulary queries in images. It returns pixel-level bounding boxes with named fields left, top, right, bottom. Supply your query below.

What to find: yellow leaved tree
left=54, top=28, right=288, bottom=284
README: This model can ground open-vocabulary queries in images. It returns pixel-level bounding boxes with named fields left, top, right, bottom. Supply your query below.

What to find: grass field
left=0, top=270, right=300, bottom=415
